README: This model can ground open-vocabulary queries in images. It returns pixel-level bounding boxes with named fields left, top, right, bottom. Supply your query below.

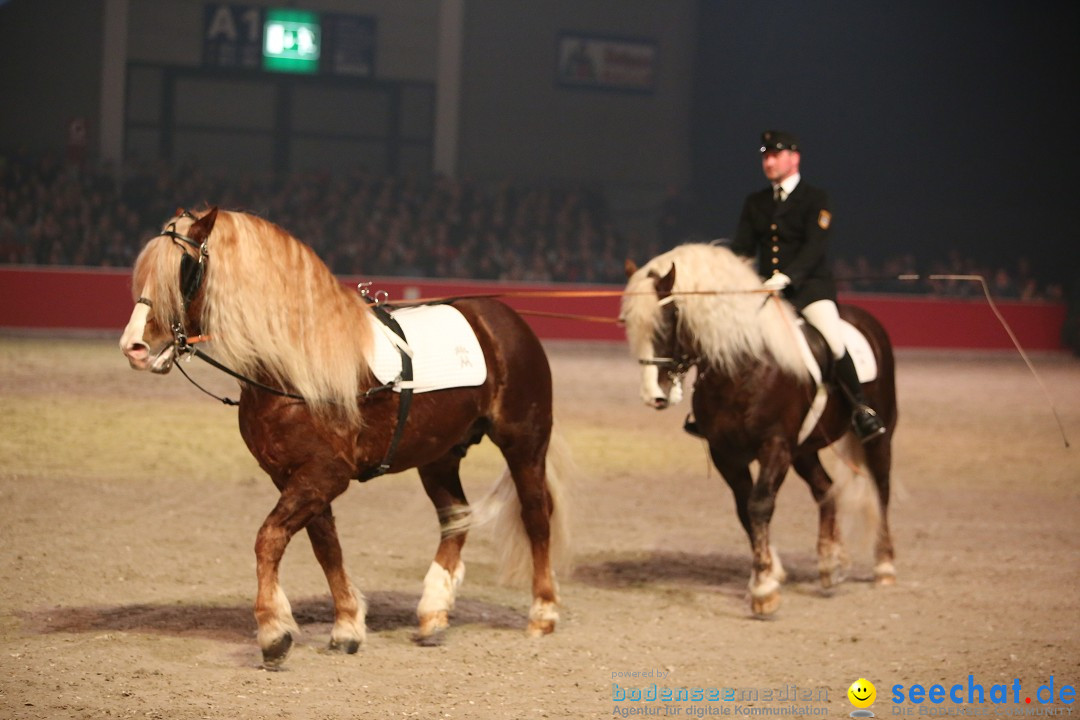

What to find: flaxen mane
left=621, top=242, right=808, bottom=379
left=132, top=208, right=374, bottom=422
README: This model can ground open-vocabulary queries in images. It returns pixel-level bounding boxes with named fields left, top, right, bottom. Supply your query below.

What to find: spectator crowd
left=0, top=149, right=1064, bottom=301
left=0, top=150, right=644, bottom=285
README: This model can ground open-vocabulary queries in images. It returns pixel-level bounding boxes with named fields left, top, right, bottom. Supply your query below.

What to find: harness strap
left=188, top=344, right=307, bottom=401
left=357, top=303, right=415, bottom=481
left=175, top=336, right=396, bottom=405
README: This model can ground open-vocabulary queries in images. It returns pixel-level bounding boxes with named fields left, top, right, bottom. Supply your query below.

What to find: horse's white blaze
left=119, top=301, right=151, bottom=366
left=417, top=560, right=464, bottom=619
left=639, top=363, right=665, bottom=404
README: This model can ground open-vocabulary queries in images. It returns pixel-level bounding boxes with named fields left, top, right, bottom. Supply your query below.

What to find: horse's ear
left=654, top=263, right=676, bottom=299
left=189, top=207, right=219, bottom=243
left=624, top=259, right=639, bottom=278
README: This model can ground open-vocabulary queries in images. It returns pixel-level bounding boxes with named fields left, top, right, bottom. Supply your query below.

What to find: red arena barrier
left=0, top=266, right=1067, bottom=350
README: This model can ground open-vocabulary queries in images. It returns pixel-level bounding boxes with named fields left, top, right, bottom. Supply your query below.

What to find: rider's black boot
left=834, top=351, right=886, bottom=443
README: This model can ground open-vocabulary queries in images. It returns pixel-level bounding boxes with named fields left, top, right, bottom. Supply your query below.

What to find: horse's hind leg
left=499, top=440, right=559, bottom=636
left=416, top=455, right=470, bottom=641
left=864, top=437, right=896, bottom=585
left=792, top=452, right=845, bottom=589
left=306, top=507, right=366, bottom=653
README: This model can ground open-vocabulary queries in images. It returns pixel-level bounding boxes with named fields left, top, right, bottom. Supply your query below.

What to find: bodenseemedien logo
left=847, top=677, right=877, bottom=717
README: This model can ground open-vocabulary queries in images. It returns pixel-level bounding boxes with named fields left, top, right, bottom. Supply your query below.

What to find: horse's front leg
left=306, top=506, right=366, bottom=653
left=747, top=437, right=792, bottom=616
left=254, top=474, right=348, bottom=668
left=416, top=457, right=470, bottom=643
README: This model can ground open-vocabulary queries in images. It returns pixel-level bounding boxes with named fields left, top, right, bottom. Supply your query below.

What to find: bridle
left=142, top=210, right=212, bottom=356
left=637, top=295, right=699, bottom=386
left=134, top=209, right=208, bottom=335
left=131, top=225, right=412, bottom=479
left=164, top=209, right=209, bottom=311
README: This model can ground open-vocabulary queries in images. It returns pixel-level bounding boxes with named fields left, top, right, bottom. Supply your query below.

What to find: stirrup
left=851, top=405, right=886, bottom=443
left=683, top=414, right=705, bottom=438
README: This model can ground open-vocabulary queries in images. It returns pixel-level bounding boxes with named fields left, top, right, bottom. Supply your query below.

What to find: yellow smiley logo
left=848, top=678, right=877, bottom=708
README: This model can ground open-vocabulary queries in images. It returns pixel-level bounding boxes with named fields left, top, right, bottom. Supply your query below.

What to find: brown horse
left=622, top=243, right=897, bottom=615
left=119, top=207, right=570, bottom=667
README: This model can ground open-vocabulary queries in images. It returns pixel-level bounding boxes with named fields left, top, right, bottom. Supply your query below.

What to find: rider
left=730, top=130, right=885, bottom=443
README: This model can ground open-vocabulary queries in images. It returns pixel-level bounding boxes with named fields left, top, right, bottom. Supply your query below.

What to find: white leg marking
left=330, top=584, right=367, bottom=647
left=417, top=561, right=460, bottom=619
left=640, top=364, right=665, bottom=405
left=874, top=561, right=896, bottom=580
left=529, top=597, right=559, bottom=622
left=767, top=545, right=787, bottom=584
left=257, top=584, right=299, bottom=649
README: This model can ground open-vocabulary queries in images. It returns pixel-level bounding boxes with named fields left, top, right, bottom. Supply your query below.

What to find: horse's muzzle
left=122, top=341, right=175, bottom=373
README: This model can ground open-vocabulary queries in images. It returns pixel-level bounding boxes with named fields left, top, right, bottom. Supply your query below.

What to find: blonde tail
left=473, top=425, right=574, bottom=587
left=827, top=433, right=882, bottom=568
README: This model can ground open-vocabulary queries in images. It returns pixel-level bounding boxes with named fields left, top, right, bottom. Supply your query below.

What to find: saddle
left=366, top=304, right=488, bottom=392
left=357, top=302, right=488, bottom=482
left=794, top=318, right=878, bottom=443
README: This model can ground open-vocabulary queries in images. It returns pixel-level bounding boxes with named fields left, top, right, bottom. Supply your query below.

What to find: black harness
left=172, top=296, right=416, bottom=482
left=162, top=210, right=207, bottom=309
left=155, top=213, right=416, bottom=481
left=637, top=297, right=699, bottom=387
left=356, top=298, right=414, bottom=481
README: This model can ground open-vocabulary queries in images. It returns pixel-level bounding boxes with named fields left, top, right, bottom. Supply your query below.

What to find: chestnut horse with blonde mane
left=120, top=207, right=570, bottom=667
left=622, top=243, right=897, bottom=616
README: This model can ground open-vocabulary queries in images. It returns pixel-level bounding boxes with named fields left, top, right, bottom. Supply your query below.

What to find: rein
left=165, top=292, right=416, bottom=480
left=172, top=332, right=398, bottom=406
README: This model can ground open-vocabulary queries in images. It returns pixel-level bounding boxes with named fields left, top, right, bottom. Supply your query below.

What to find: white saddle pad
left=366, top=305, right=487, bottom=393
left=795, top=319, right=879, bottom=444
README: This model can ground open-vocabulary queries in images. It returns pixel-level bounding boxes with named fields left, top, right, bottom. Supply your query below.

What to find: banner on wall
left=556, top=33, right=657, bottom=93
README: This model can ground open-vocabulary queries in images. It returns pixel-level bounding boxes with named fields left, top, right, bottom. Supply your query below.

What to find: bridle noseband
left=638, top=296, right=699, bottom=385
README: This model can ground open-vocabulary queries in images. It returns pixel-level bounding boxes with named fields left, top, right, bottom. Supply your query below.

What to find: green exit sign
left=263, top=9, right=320, bottom=74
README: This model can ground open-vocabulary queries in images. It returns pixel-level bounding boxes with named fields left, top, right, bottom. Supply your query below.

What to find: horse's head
left=120, top=207, right=218, bottom=373
left=622, top=259, right=690, bottom=410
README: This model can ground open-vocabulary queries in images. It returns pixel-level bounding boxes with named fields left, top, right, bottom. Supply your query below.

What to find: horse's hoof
left=261, top=632, right=293, bottom=668
left=751, top=592, right=781, bottom=617
left=526, top=618, right=556, bottom=637
left=327, top=637, right=361, bottom=654
left=414, top=628, right=447, bottom=647
left=875, top=561, right=897, bottom=586
left=417, top=610, right=449, bottom=638
left=819, top=572, right=835, bottom=590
